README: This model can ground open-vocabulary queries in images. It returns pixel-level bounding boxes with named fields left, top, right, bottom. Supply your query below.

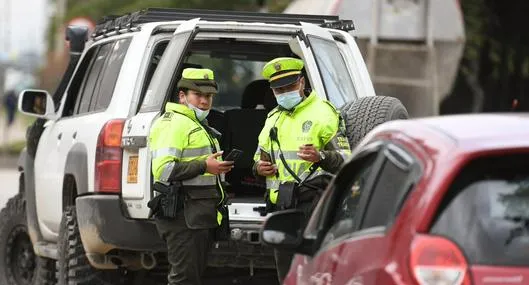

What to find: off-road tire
left=57, top=206, right=128, bottom=285
left=0, top=193, right=57, bottom=285
left=341, top=96, right=409, bottom=148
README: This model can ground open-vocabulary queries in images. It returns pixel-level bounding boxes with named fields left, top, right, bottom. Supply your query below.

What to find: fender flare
left=19, top=148, right=45, bottom=244
left=64, top=144, right=89, bottom=196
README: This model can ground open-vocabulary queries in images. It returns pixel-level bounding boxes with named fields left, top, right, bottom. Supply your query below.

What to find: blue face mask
left=275, top=90, right=302, bottom=110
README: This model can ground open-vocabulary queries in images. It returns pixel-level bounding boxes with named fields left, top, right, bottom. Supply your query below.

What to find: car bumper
left=76, top=195, right=166, bottom=254
left=75, top=195, right=275, bottom=269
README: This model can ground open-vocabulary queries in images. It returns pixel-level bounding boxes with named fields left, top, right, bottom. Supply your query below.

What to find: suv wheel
left=341, top=96, right=409, bottom=148
left=0, top=193, right=57, bottom=285
left=57, top=206, right=128, bottom=285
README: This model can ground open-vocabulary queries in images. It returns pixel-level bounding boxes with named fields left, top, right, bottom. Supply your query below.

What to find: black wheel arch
left=63, top=143, right=89, bottom=208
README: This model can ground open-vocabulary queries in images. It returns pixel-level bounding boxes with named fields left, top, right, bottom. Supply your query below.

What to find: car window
left=89, top=38, right=131, bottom=112
left=307, top=35, right=357, bottom=108
left=319, top=153, right=378, bottom=247
left=74, top=42, right=113, bottom=115
left=140, top=31, right=194, bottom=112
left=431, top=154, right=529, bottom=267
left=136, top=40, right=169, bottom=113
left=62, top=46, right=99, bottom=117
left=181, top=54, right=266, bottom=110
left=360, top=145, right=416, bottom=229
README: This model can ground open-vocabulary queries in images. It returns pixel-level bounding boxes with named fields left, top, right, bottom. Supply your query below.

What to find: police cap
left=262, top=57, right=304, bottom=89
left=177, top=68, right=218, bottom=94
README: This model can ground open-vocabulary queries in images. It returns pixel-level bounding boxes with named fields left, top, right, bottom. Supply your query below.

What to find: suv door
left=34, top=42, right=113, bottom=240
left=296, top=23, right=359, bottom=109
left=121, top=19, right=199, bottom=218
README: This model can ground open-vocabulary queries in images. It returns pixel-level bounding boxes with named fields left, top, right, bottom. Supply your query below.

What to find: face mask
left=185, top=97, right=210, bottom=121
left=275, top=90, right=302, bottom=110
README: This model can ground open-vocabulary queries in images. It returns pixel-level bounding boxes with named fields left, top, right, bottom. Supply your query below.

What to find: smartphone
left=224, top=149, right=244, bottom=162
left=259, top=147, right=272, bottom=162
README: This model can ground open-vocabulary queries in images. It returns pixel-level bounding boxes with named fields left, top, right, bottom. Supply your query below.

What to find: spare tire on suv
left=341, top=96, right=409, bottom=148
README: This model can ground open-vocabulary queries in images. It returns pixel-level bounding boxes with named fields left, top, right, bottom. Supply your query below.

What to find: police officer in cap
left=253, top=57, right=351, bottom=282
left=149, top=68, right=233, bottom=285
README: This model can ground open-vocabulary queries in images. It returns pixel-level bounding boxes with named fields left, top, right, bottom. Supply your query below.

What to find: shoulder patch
left=161, top=112, right=174, bottom=121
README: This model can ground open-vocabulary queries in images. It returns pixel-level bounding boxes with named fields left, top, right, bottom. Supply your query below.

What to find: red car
left=261, top=114, right=529, bottom=285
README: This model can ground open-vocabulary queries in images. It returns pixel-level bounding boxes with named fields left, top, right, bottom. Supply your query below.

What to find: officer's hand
left=206, top=152, right=234, bottom=175
left=298, top=144, right=321, bottom=163
left=256, top=160, right=277, bottom=177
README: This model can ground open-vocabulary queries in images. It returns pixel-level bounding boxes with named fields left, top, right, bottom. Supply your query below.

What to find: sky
left=0, top=0, right=51, bottom=59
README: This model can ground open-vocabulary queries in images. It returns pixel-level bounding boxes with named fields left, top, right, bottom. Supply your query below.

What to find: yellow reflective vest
left=149, top=102, right=225, bottom=225
left=254, top=92, right=351, bottom=204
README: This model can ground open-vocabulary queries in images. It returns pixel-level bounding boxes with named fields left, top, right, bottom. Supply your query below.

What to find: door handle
left=58, top=133, right=62, bottom=140
left=72, top=132, right=77, bottom=139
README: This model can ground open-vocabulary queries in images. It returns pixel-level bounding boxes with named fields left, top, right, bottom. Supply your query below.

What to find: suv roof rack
left=92, top=8, right=355, bottom=39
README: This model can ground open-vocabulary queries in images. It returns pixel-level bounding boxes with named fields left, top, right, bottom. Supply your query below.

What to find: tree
left=443, top=0, right=529, bottom=113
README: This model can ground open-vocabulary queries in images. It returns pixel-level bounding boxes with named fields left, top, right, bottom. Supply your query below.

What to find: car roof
left=373, top=113, right=529, bottom=157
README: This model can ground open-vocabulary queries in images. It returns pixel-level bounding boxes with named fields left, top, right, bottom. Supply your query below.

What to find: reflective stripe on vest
left=159, top=161, right=175, bottom=183
left=152, top=146, right=212, bottom=160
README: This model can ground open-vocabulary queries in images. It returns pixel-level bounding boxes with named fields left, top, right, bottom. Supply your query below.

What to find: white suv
left=0, top=8, right=407, bottom=285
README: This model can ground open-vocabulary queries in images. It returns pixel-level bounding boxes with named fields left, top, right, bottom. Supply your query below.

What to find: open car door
left=120, top=19, right=199, bottom=218
left=293, top=22, right=358, bottom=109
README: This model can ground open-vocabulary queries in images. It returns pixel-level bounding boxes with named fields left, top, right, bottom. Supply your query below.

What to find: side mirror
left=18, top=89, right=56, bottom=120
left=261, top=209, right=315, bottom=255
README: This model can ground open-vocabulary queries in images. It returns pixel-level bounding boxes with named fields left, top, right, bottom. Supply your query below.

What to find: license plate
left=127, top=156, right=138, bottom=184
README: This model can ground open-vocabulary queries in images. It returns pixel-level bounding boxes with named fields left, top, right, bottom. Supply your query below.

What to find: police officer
left=253, top=57, right=351, bottom=282
left=149, top=68, right=233, bottom=285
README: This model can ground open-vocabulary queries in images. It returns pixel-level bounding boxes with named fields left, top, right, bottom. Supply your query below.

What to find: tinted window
left=75, top=43, right=113, bottom=114
left=361, top=146, right=414, bottom=229
left=136, top=41, right=169, bottom=113
left=431, top=154, right=529, bottom=266
left=308, top=36, right=357, bottom=108
left=63, top=47, right=98, bottom=117
left=90, top=38, right=131, bottom=112
left=140, top=31, right=193, bottom=112
left=320, top=153, right=377, bottom=246
left=181, top=54, right=266, bottom=110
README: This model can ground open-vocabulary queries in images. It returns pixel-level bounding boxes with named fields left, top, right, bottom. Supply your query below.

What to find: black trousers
left=155, top=212, right=213, bottom=285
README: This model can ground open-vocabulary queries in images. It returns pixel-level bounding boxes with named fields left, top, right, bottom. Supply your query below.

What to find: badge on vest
left=302, top=120, right=312, bottom=133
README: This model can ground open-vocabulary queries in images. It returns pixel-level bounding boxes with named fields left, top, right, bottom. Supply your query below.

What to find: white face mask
left=184, top=97, right=210, bottom=121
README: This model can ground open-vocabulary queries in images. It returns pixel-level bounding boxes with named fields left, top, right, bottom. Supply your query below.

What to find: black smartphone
left=259, top=147, right=272, bottom=162
left=224, top=149, right=244, bottom=162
